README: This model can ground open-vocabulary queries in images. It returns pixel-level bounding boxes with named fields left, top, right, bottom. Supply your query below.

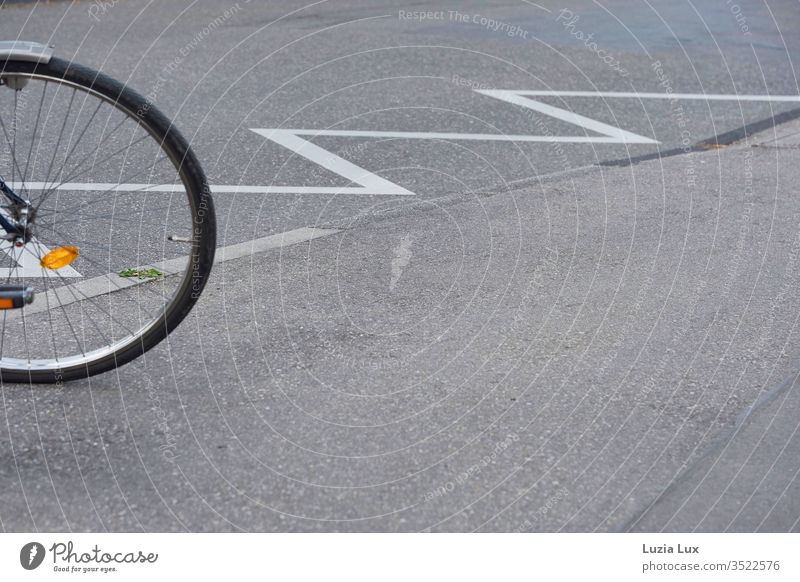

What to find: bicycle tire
left=0, top=56, right=216, bottom=383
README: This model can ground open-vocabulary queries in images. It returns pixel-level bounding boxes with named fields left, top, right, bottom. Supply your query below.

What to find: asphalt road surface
left=1, top=0, right=800, bottom=532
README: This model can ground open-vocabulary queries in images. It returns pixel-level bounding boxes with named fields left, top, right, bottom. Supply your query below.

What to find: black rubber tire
left=0, top=56, right=216, bottom=383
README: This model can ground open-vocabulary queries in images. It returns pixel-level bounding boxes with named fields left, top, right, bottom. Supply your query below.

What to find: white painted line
left=476, top=90, right=659, bottom=144
left=210, top=185, right=393, bottom=195
left=22, top=270, right=146, bottom=316
left=21, top=227, right=341, bottom=315
left=250, top=129, right=414, bottom=196
left=14, top=90, right=669, bottom=199
left=31, top=90, right=760, bottom=201
left=279, top=128, right=642, bottom=143
left=8, top=181, right=184, bottom=193
left=9, top=181, right=400, bottom=196
left=511, top=91, right=800, bottom=102
left=0, top=207, right=81, bottom=278
left=251, top=93, right=661, bottom=196
left=215, top=226, right=339, bottom=263
left=0, top=238, right=82, bottom=278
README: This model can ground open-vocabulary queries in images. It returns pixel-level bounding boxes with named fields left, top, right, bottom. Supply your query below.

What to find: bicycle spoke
left=40, top=87, right=78, bottom=198
left=36, top=204, right=178, bottom=223
left=34, top=98, right=105, bottom=206
left=12, top=90, right=17, bottom=188
left=23, top=235, right=178, bottom=315
left=29, top=241, right=80, bottom=362
left=0, top=103, right=30, bottom=191
left=34, top=116, right=145, bottom=211
left=0, top=61, right=209, bottom=378
left=35, top=156, right=173, bottom=216
left=22, top=80, right=49, bottom=194
left=39, top=251, right=140, bottom=340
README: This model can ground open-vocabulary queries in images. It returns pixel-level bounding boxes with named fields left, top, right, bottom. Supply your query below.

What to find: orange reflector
left=40, top=246, right=79, bottom=270
left=0, top=298, right=13, bottom=309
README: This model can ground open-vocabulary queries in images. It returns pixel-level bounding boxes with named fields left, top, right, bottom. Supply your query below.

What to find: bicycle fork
left=0, top=176, right=35, bottom=309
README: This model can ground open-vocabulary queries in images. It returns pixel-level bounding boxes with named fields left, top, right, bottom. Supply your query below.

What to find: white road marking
left=0, top=207, right=81, bottom=278
left=249, top=129, right=414, bottom=196
left=476, top=90, right=659, bottom=143
left=214, top=226, right=340, bottom=263
left=273, top=128, right=647, bottom=143
left=9, top=181, right=184, bottom=193
left=0, top=239, right=82, bottom=278
left=10, top=181, right=405, bottom=196
left=209, top=185, right=392, bottom=195
left=22, top=227, right=340, bottom=315
left=250, top=91, right=659, bottom=195
left=3, top=89, right=785, bottom=297
left=510, top=91, right=800, bottom=102
left=12, top=91, right=790, bottom=200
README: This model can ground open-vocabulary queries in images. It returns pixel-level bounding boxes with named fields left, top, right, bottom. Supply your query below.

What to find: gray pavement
left=1, top=0, right=800, bottom=532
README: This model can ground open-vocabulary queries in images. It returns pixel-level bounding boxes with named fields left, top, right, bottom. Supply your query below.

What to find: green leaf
left=118, top=267, right=163, bottom=279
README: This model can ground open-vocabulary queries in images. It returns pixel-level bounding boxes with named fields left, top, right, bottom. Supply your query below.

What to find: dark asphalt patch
left=600, top=106, right=800, bottom=168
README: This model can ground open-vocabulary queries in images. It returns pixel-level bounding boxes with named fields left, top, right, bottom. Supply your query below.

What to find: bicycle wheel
left=0, top=55, right=216, bottom=383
